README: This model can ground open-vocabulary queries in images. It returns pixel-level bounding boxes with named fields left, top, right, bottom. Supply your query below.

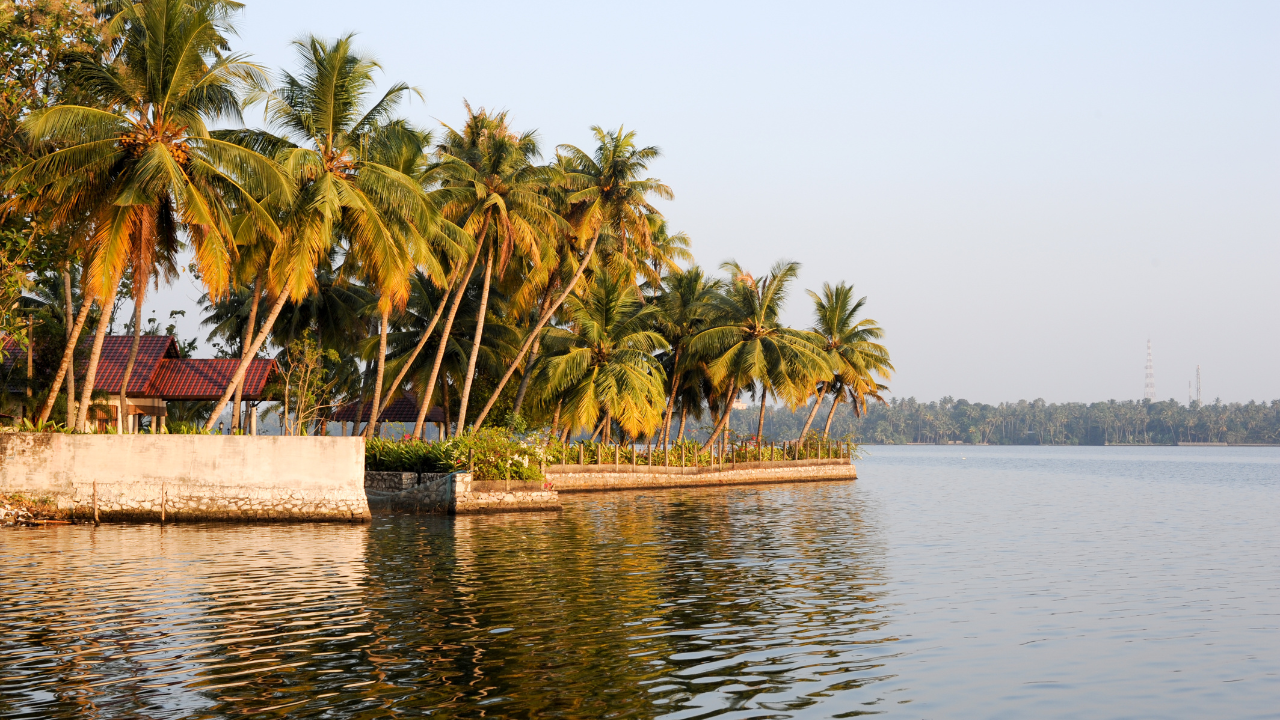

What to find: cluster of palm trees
left=2, top=0, right=893, bottom=445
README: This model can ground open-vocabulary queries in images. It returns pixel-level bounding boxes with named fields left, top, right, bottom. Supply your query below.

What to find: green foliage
left=365, top=437, right=453, bottom=474
left=366, top=428, right=546, bottom=484
left=15, top=418, right=72, bottom=433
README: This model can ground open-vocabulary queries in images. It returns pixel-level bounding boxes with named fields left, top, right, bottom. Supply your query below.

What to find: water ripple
left=2, top=446, right=1278, bottom=718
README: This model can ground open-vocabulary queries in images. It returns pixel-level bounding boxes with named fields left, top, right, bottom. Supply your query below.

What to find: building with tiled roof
left=2, top=335, right=276, bottom=431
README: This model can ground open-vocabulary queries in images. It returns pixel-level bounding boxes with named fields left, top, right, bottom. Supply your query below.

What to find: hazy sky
left=150, top=0, right=1280, bottom=404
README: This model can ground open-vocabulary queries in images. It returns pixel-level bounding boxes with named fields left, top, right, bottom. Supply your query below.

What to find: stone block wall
left=545, top=459, right=857, bottom=493
left=0, top=433, right=369, bottom=522
left=365, top=471, right=561, bottom=515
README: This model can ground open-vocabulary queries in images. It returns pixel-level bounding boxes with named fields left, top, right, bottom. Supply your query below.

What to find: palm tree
left=653, top=265, right=720, bottom=445
left=797, top=282, right=892, bottom=439
left=470, top=126, right=672, bottom=429
left=412, top=104, right=560, bottom=433
left=8, top=0, right=285, bottom=432
left=202, top=34, right=448, bottom=431
left=531, top=275, right=668, bottom=440
left=689, top=260, right=831, bottom=450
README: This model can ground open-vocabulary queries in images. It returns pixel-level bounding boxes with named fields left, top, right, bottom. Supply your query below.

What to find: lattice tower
left=1144, top=340, right=1155, bottom=400
left=1196, top=365, right=1201, bottom=404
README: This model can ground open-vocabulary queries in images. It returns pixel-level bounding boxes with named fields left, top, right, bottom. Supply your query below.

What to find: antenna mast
left=1196, top=365, right=1201, bottom=404
left=1144, top=340, right=1155, bottom=400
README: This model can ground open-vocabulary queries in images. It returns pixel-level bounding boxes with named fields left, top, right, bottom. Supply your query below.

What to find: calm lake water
left=2, top=446, right=1278, bottom=719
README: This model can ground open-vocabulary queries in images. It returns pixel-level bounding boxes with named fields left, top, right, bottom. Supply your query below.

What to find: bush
left=365, top=437, right=453, bottom=473
left=365, top=428, right=545, bottom=484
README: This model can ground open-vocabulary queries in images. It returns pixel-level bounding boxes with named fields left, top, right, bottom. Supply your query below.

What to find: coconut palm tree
left=8, top=0, right=286, bottom=432
left=653, top=265, right=720, bottom=446
left=202, top=34, right=449, bottom=431
left=531, top=275, right=668, bottom=440
left=797, top=281, right=893, bottom=439
left=469, top=126, right=672, bottom=429
left=689, top=260, right=832, bottom=450
left=413, top=104, right=561, bottom=433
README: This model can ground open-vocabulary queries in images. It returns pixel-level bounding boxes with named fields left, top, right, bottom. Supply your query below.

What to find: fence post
left=578, top=442, right=584, bottom=465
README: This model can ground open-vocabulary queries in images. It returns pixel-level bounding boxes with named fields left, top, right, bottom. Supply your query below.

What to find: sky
left=149, top=0, right=1280, bottom=404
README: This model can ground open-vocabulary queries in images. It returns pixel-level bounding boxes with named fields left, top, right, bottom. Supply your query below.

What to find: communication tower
left=1196, top=365, right=1201, bottom=404
left=1144, top=340, right=1155, bottom=400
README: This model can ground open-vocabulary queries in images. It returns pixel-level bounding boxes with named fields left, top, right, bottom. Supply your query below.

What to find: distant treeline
left=718, top=397, right=1280, bottom=446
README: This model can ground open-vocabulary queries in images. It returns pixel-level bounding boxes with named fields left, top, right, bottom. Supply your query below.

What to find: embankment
left=0, top=433, right=369, bottom=522
left=544, top=458, right=856, bottom=493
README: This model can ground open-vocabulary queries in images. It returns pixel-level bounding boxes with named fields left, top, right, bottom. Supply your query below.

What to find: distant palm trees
left=3, top=0, right=893, bottom=440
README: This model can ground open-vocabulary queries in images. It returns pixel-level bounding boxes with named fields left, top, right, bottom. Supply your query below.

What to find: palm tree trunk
left=203, top=290, right=291, bottom=430
left=75, top=284, right=120, bottom=432
left=38, top=296, right=92, bottom=426
left=510, top=334, right=541, bottom=418
left=701, top=379, right=737, bottom=451
left=363, top=306, right=391, bottom=437
left=659, top=349, right=682, bottom=447
left=232, top=276, right=260, bottom=432
left=823, top=393, right=842, bottom=439
left=412, top=227, right=487, bottom=439
left=798, top=386, right=826, bottom=439
left=62, top=267, right=77, bottom=424
left=470, top=228, right=603, bottom=429
left=756, top=385, right=768, bottom=443
left=117, top=286, right=146, bottom=434
left=372, top=273, right=454, bottom=422
left=677, top=405, right=687, bottom=442
left=456, top=244, right=493, bottom=430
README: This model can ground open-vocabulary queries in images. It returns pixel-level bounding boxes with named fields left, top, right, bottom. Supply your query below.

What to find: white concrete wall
left=0, top=433, right=369, bottom=522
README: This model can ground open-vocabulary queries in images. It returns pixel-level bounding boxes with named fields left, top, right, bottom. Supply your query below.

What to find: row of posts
left=554, top=440, right=851, bottom=468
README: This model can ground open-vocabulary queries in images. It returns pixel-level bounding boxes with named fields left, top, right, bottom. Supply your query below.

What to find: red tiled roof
left=88, top=336, right=181, bottom=394
left=146, top=358, right=277, bottom=400
left=332, top=395, right=444, bottom=423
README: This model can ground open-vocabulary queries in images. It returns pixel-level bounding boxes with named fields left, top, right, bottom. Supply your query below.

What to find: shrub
left=365, top=428, right=545, bottom=484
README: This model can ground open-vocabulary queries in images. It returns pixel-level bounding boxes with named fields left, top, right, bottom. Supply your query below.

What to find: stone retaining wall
left=0, top=433, right=369, bottom=522
left=545, top=459, right=857, bottom=493
left=365, top=471, right=561, bottom=515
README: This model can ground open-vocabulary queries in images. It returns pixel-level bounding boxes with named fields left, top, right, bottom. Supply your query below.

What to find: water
left=2, top=446, right=1278, bottom=719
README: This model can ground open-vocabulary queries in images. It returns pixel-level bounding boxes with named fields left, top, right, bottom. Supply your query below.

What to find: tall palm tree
left=689, top=260, right=831, bottom=450
left=414, top=104, right=560, bottom=433
left=653, top=265, right=720, bottom=446
left=797, top=281, right=892, bottom=439
left=8, top=0, right=285, bottom=432
left=470, top=126, right=671, bottom=429
left=531, top=275, right=668, bottom=440
left=203, top=34, right=448, bottom=431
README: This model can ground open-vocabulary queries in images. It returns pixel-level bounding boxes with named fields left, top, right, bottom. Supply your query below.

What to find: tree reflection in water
left=0, top=482, right=889, bottom=719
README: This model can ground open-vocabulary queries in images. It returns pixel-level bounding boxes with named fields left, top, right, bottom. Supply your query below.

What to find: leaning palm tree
left=202, top=34, right=450, bottom=431
left=653, top=265, right=720, bottom=445
left=689, top=260, right=832, bottom=450
left=425, top=105, right=562, bottom=432
left=797, top=281, right=893, bottom=439
left=531, top=275, right=668, bottom=440
left=469, top=126, right=672, bottom=430
left=8, top=0, right=285, bottom=432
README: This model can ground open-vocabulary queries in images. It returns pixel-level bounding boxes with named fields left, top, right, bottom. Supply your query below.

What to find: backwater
left=1, top=446, right=1277, bottom=719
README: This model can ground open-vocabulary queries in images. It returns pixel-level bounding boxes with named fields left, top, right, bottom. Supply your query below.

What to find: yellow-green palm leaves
left=7, top=0, right=285, bottom=300
left=558, top=126, right=672, bottom=285
left=240, top=34, right=444, bottom=307
left=690, top=260, right=833, bottom=448
left=804, top=281, right=893, bottom=437
left=534, top=275, right=669, bottom=439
